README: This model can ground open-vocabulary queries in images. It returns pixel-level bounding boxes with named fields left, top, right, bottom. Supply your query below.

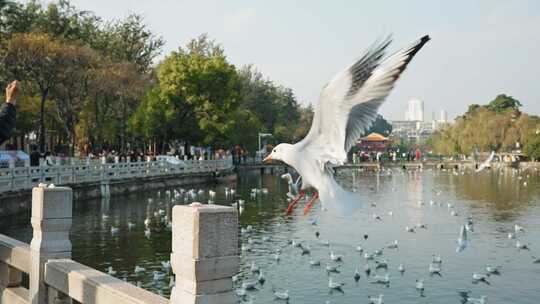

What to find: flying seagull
left=263, top=35, right=430, bottom=213
left=281, top=173, right=302, bottom=199
left=456, top=224, right=469, bottom=253
left=475, top=151, right=495, bottom=173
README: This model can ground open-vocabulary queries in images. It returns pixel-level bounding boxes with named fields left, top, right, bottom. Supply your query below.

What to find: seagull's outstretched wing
left=476, top=151, right=495, bottom=172
left=298, top=35, right=430, bottom=166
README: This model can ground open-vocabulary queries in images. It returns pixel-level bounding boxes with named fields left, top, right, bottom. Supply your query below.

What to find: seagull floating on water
left=371, top=274, right=390, bottom=286
left=375, top=260, right=388, bottom=270
left=310, top=260, right=321, bottom=266
left=242, top=280, right=258, bottom=290
left=273, top=288, right=289, bottom=300
left=429, top=263, right=442, bottom=276
left=262, top=35, right=430, bottom=214
left=330, top=251, right=343, bottom=262
left=485, top=265, right=501, bottom=275
left=472, top=272, right=490, bottom=285
left=153, top=271, right=166, bottom=281
left=432, top=254, right=443, bottom=264
left=161, top=260, right=171, bottom=271
left=368, top=294, right=384, bottom=304
left=415, top=279, right=425, bottom=296
left=387, top=240, right=399, bottom=250
left=464, top=295, right=487, bottom=304
left=398, top=264, right=405, bottom=274
left=258, top=270, right=266, bottom=285
left=364, top=263, right=371, bottom=276
left=328, top=277, right=345, bottom=291
left=134, top=265, right=145, bottom=273
left=516, top=240, right=530, bottom=250
left=354, top=267, right=361, bottom=282
left=364, top=252, right=375, bottom=260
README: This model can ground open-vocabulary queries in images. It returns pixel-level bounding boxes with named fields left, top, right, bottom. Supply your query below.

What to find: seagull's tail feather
left=318, top=175, right=361, bottom=215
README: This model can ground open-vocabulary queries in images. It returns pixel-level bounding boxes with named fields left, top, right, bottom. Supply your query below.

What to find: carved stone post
left=170, top=203, right=239, bottom=304
left=29, top=186, right=72, bottom=304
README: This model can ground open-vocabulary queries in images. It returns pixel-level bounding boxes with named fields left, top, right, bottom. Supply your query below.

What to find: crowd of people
left=351, top=148, right=423, bottom=163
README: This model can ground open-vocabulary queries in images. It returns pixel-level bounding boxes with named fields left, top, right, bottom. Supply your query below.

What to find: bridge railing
left=0, top=159, right=233, bottom=193
left=0, top=185, right=239, bottom=304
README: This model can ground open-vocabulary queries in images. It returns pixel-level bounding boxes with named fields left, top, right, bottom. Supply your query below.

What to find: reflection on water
left=1, top=168, right=540, bottom=303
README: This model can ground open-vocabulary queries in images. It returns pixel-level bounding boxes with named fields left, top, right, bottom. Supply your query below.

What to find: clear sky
left=39, top=0, right=540, bottom=120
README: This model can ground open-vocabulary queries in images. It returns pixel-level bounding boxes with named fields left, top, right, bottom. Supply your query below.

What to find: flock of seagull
left=230, top=167, right=540, bottom=304
left=95, top=166, right=540, bottom=303
left=100, top=186, right=243, bottom=295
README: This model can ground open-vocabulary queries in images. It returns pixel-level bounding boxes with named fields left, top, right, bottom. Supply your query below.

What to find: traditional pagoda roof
left=360, top=132, right=389, bottom=142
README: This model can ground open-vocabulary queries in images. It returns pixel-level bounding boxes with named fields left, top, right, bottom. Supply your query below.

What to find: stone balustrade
left=0, top=159, right=233, bottom=193
left=0, top=185, right=239, bottom=304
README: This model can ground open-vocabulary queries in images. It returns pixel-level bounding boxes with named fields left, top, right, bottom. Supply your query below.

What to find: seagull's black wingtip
left=421, top=35, right=431, bottom=43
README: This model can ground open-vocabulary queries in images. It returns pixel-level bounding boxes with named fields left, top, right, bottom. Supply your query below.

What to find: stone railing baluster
left=170, top=203, right=239, bottom=304
left=29, top=186, right=72, bottom=304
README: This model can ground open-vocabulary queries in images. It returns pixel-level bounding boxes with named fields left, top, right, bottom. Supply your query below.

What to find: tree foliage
left=366, top=114, right=392, bottom=136
left=523, top=134, right=540, bottom=161
left=0, top=1, right=308, bottom=156
left=430, top=95, right=540, bottom=157
left=238, top=65, right=302, bottom=145
left=153, top=34, right=242, bottom=147
left=0, top=0, right=160, bottom=153
left=487, top=94, right=522, bottom=113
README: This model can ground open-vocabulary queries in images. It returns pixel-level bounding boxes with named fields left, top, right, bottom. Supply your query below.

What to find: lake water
left=2, top=167, right=540, bottom=303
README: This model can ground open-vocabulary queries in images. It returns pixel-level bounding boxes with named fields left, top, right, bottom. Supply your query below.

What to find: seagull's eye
left=273, top=149, right=277, bottom=153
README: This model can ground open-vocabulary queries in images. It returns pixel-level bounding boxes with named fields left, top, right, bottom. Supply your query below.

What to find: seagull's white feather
left=267, top=35, right=430, bottom=213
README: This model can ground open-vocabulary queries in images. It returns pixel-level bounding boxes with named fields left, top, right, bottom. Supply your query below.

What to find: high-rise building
left=439, top=110, right=448, bottom=123
left=405, top=98, right=424, bottom=121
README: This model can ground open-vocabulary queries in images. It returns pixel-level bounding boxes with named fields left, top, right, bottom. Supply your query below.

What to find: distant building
left=439, top=110, right=448, bottom=124
left=356, top=133, right=392, bottom=152
left=405, top=98, right=424, bottom=121
left=393, top=99, right=450, bottom=142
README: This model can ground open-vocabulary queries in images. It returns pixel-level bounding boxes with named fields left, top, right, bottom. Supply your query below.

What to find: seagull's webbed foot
left=303, top=191, right=319, bottom=215
left=285, top=190, right=305, bottom=215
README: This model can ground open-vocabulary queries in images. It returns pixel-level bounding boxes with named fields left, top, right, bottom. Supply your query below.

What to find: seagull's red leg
left=303, top=192, right=319, bottom=215
left=286, top=190, right=305, bottom=215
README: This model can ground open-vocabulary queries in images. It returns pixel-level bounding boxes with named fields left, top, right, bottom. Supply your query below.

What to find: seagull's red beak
left=263, top=154, right=273, bottom=164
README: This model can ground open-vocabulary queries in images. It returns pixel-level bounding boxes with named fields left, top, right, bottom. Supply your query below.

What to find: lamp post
left=258, top=132, right=272, bottom=161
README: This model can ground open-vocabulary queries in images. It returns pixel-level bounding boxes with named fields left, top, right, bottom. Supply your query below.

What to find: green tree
left=429, top=94, right=539, bottom=157
left=156, top=34, right=241, bottom=148
left=51, top=44, right=98, bottom=155
left=366, top=114, right=392, bottom=136
left=1, top=33, right=68, bottom=152
left=487, top=94, right=522, bottom=113
left=524, top=134, right=540, bottom=161
left=238, top=65, right=302, bottom=144
left=93, top=14, right=164, bottom=73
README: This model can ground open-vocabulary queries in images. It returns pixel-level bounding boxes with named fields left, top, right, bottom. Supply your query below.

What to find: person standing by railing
left=0, top=80, right=20, bottom=145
